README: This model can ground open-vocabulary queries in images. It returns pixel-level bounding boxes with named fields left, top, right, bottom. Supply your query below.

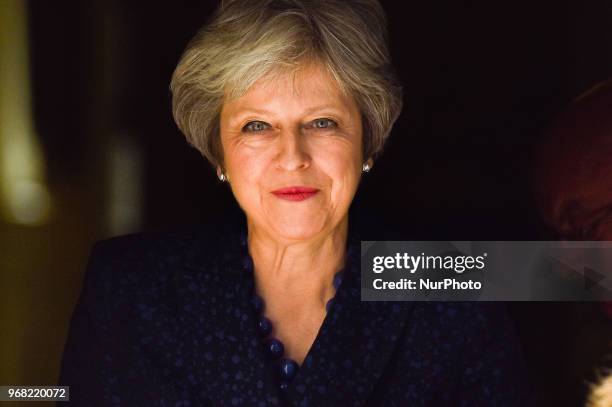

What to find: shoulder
left=410, top=301, right=510, bottom=327
left=80, top=218, right=244, bottom=309
left=404, top=301, right=516, bottom=352
left=408, top=301, right=522, bottom=362
left=67, top=219, right=248, bottom=353
left=381, top=302, right=532, bottom=404
left=393, top=301, right=524, bottom=376
left=87, top=213, right=245, bottom=278
left=90, top=225, right=217, bottom=272
left=415, top=302, right=532, bottom=403
left=61, top=222, right=242, bottom=401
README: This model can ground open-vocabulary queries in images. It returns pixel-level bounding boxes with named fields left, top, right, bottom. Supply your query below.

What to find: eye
left=242, top=121, right=270, bottom=133
left=309, top=118, right=337, bottom=129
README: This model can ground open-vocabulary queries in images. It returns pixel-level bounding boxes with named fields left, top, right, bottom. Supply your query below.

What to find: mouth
left=271, top=186, right=320, bottom=202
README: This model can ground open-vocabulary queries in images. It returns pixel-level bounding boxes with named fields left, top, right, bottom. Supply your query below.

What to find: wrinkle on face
left=219, top=60, right=363, bottom=245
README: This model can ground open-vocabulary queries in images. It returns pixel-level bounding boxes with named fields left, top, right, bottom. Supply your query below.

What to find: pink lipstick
left=271, top=186, right=319, bottom=201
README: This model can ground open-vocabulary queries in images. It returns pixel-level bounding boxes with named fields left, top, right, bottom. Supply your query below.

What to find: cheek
left=316, top=143, right=362, bottom=202
left=226, top=150, right=267, bottom=205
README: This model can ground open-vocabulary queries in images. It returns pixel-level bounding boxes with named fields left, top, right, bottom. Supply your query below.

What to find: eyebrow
left=302, top=104, right=346, bottom=115
left=239, top=105, right=346, bottom=117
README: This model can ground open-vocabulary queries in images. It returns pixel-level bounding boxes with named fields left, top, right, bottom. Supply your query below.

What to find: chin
left=270, top=215, right=330, bottom=241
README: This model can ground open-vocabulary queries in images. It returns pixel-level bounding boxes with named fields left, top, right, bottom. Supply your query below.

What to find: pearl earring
left=362, top=163, right=371, bottom=173
left=218, top=173, right=226, bottom=182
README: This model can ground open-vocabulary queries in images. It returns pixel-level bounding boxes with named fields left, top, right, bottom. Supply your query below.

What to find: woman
left=60, top=0, right=531, bottom=405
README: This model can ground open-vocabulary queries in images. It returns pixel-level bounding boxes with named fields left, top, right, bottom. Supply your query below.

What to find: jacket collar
left=177, top=218, right=414, bottom=406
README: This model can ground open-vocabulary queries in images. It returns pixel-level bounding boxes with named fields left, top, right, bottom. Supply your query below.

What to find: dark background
left=27, top=1, right=612, bottom=237
left=1, top=1, right=611, bottom=405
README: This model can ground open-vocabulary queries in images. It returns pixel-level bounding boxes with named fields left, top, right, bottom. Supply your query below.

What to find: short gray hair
left=170, top=0, right=402, bottom=169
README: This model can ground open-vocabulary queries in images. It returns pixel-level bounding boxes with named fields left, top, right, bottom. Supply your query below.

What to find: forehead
left=222, top=62, right=355, bottom=115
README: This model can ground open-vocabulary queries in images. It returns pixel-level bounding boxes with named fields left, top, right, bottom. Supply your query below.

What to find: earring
left=218, top=173, right=226, bottom=182
left=362, top=163, right=371, bottom=173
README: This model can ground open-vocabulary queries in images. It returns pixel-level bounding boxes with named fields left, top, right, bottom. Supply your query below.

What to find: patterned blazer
left=59, top=217, right=532, bottom=406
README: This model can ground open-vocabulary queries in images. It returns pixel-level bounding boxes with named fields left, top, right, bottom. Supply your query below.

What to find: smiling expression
left=219, top=62, right=364, bottom=242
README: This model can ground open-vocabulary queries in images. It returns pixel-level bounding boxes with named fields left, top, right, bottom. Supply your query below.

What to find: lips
left=271, top=186, right=319, bottom=201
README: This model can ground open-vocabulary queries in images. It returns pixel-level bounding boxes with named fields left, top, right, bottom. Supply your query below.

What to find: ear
left=216, top=166, right=230, bottom=183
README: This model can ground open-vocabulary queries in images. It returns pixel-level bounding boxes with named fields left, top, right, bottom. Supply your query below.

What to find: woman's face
left=219, top=62, right=364, bottom=241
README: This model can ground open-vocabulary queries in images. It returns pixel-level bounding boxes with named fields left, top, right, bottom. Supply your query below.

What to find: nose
left=274, top=127, right=311, bottom=171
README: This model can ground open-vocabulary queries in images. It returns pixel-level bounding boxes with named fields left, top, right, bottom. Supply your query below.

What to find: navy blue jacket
left=59, top=220, right=532, bottom=406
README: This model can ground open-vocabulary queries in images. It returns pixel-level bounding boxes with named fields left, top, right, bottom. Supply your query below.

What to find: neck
left=246, top=217, right=349, bottom=304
